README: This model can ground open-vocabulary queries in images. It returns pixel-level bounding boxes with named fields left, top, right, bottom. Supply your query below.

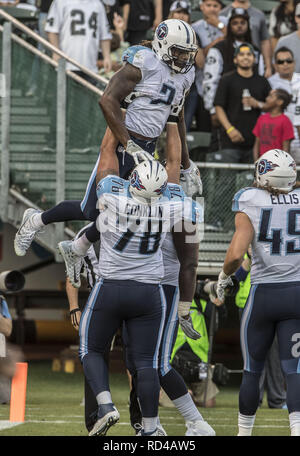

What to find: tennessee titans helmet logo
left=130, top=170, right=146, bottom=191
left=154, top=181, right=167, bottom=195
left=157, top=22, right=168, bottom=40
left=258, top=159, right=279, bottom=175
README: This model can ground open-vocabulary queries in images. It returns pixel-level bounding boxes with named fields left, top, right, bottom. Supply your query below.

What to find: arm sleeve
left=0, top=299, right=11, bottom=320
left=202, top=47, right=223, bottom=112
left=98, top=2, right=113, bottom=41
left=45, top=0, right=61, bottom=33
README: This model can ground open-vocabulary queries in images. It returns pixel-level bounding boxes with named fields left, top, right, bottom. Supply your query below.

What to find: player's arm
left=99, top=64, right=142, bottom=147
left=165, top=123, right=181, bottom=184
left=96, top=127, right=120, bottom=183
left=217, top=212, right=254, bottom=302
left=224, top=212, right=254, bottom=275
left=66, top=277, right=81, bottom=331
left=172, top=222, right=201, bottom=340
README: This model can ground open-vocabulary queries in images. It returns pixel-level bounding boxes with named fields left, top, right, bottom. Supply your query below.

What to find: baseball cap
left=229, top=7, right=249, bottom=20
left=169, top=1, right=191, bottom=15
left=295, top=3, right=300, bottom=15
left=199, top=0, right=225, bottom=6
left=234, top=42, right=255, bottom=57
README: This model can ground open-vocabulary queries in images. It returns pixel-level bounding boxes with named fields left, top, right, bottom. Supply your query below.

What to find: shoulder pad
left=232, top=187, right=258, bottom=212
left=122, top=45, right=156, bottom=70
left=96, top=176, right=128, bottom=198
left=166, top=184, right=185, bottom=201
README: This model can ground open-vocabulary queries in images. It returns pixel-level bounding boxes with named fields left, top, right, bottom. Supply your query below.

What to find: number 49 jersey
left=122, top=46, right=195, bottom=138
left=233, top=186, right=300, bottom=284
left=96, top=176, right=202, bottom=284
left=45, top=0, right=112, bottom=72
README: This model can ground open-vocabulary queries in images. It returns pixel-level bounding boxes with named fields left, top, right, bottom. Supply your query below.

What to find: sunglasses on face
left=276, top=59, right=294, bottom=64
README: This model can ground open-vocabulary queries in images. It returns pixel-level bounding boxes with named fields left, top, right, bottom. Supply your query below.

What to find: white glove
left=180, top=160, right=203, bottom=197
left=178, top=301, right=201, bottom=340
left=216, top=270, right=233, bottom=303
left=126, top=139, right=155, bottom=165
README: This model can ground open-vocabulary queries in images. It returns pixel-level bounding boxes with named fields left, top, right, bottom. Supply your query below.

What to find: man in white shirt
left=268, top=46, right=300, bottom=163
left=45, top=0, right=112, bottom=76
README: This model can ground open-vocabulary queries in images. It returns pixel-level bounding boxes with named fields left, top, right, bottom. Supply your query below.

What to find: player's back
left=233, top=186, right=300, bottom=283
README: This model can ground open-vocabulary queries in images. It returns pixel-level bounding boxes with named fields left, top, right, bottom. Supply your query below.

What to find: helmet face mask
left=255, top=149, right=297, bottom=193
left=153, top=19, right=198, bottom=74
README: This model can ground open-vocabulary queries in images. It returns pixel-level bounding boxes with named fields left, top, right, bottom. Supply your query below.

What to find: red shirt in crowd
left=252, top=112, right=294, bottom=156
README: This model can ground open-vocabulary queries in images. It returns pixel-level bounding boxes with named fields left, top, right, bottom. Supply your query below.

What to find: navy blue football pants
left=79, top=279, right=166, bottom=418
left=239, top=282, right=300, bottom=415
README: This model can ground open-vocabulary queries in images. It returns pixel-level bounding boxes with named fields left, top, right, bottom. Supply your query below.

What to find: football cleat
left=14, top=208, right=44, bottom=256
left=89, top=407, right=120, bottom=436
left=58, top=240, right=83, bottom=288
left=185, top=420, right=216, bottom=436
left=137, top=424, right=167, bottom=436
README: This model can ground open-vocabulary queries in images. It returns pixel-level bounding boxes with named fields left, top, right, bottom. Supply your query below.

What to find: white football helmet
left=152, top=19, right=197, bottom=73
left=129, top=161, right=168, bottom=202
left=255, top=149, right=297, bottom=192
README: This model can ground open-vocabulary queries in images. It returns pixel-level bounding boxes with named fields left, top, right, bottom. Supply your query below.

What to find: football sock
left=72, top=233, right=91, bottom=256
left=31, top=212, right=45, bottom=229
left=289, top=412, right=300, bottom=436
left=41, top=200, right=85, bottom=225
left=96, top=391, right=112, bottom=406
left=85, top=221, right=100, bottom=243
left=173, top=393, right=203, bottom=422
left=237, top=412, right=256, bottom=436
left=143, top=417, right=158, bottom=434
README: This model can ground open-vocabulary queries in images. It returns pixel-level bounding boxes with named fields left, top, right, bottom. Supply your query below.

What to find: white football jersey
left=45, top=0, right=112, bottom=72
left=122, top=46, right=195, bottom=138
left=233, top=186, right=300, bottom=284
left=96, top=177, right=202, bottom=284
left=268, top=72, right=300, bottom=150
left=161, top=232, right=180, bottom=287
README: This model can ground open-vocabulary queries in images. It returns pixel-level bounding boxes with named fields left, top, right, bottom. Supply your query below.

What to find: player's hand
left=70, top=307, right=81, bottom=331
left=178, top=300, right=201, bottom=340
left=216, top=270, right=233, bottom=303
left=180, top=160, right=203, bottom=197
left=126, top=139, right=155, bottom=165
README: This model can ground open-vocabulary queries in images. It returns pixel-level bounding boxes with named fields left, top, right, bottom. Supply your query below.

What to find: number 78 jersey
left=96, top=176, right=202, bottom=284
left=233, top=186, right=300, bottom=284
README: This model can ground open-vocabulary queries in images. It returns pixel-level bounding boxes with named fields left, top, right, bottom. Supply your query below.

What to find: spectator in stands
left=274, top=3, right=300, bottom=72
left=123, top=0, right=162, bottom=45
left=268, top=47, right=300, bottom=163
left=45, top=0, right=112, bottom=80
left=203, top=8, right=264, bottom=133
left=252, top=88, right=294, bottom=161
left=269, top=0, right=300, bottom=52
left=185, top=0, right=227, bottom=132
left=97, top=13, right=130, bottom=78
left=168, top=0, right=191, bottom=21
left=220, top=0, right=272, bottom=77
left=0, top=0, right=19, bottom=5
left=102, top=0, right=130, bottom=30
left=214, top=43, right=271, bottom=164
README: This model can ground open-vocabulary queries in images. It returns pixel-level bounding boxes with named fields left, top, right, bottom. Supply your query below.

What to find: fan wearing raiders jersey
left=45, top=0, right=112, bottom=74
left=216, top=149, right=300, bottom=436
left=14, top=19, right=202, bottom=274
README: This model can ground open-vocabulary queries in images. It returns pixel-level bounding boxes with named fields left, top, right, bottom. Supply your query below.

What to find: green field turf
left=0, top=361, right=290, bottom=437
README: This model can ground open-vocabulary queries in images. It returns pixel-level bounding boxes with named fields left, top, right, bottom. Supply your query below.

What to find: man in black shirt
left=214, top=42, right=271, bottom=163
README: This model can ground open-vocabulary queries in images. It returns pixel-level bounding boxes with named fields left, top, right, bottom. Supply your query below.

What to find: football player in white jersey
left=77, top=159, right=203, bottom=437
left=14, top=19, right=202, bottom=267
left=216, top=149, right=300, bottom=436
